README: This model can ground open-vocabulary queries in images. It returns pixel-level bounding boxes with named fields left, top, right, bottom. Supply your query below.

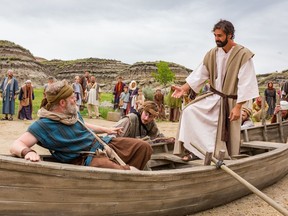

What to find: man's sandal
left=182, top=152, right=199, bottom=162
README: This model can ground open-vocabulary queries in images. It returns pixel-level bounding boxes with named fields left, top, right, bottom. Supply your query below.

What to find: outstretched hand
left=107, top=127, right=123, bottom=135
left=171, top=85, right=185, bottom=98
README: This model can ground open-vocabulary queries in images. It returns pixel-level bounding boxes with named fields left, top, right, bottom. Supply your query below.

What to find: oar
left=191, top=142, right=288, bottom=216
left=77, top=119, right=126, bottom=166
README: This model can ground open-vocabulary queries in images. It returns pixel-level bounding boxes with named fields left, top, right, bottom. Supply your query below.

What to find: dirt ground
left=0, top=118, right=288, bottom=215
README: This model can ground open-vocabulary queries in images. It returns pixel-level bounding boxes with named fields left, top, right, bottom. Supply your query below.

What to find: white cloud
left=0, top=0, right=287, bottom=74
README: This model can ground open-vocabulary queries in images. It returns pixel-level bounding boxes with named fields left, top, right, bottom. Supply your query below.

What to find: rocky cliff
left=1, top=40, right=287, bottom=91
left=0, top=40, right=193, bottom=91
left=0, top=40, right=47, bottom=87
left=41, top=58, right=130, bottom=91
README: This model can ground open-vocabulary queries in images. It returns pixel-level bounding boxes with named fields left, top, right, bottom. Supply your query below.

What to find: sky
left=1, top=0, right=287, bottom=74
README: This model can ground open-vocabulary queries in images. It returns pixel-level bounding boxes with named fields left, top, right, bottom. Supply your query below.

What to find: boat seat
left=145, top=153, right=202, bottom=170
left=242, top=141, right=286, bottom=150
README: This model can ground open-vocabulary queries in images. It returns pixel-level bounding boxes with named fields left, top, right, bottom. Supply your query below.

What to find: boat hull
left=1, top=141, right=288, bottom=216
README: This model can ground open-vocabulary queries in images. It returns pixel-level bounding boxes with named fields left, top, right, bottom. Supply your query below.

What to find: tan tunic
left=114, top=112, right=162, bottom=139
left=174, top=45, right=259, bottom=159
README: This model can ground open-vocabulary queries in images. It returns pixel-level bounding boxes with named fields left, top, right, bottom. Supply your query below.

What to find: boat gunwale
left=1, top=142, right=288, bottom=180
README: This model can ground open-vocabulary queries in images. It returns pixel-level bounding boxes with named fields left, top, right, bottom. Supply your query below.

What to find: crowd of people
left=0, top=69, right=35, bottom=121
left=1, top=19, right=288, bottom=171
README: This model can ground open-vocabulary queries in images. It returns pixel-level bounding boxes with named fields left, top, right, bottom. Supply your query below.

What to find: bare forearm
left=85, top=122, right=109, bottom=133
left=10, top=140, right=28, bottom=157
left=10, top=132, right=38, bottom=159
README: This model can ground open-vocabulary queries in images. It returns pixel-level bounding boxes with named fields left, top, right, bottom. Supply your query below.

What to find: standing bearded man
left=172, top=20, right=259, bottom=160
left=0, top=69, right=19, bottom=121
left=18, top=80, right=34, bottom=120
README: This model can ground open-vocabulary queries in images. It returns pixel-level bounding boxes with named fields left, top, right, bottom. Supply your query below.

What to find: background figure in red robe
left=113, top=76, right=125, bottom=110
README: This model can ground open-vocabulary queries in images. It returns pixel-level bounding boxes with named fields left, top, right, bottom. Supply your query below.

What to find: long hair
left=213, top=19, right=235, bottom=39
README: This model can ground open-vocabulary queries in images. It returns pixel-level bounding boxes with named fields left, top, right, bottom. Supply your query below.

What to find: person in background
left=135, top=88, right=145, bottom=111
left=241, top=107, right=254, bottom=129
left=270, top=104, right=288, bottom=123
left=281, top=81, right=288, bottom=102
left=10, top=80, right=152, bottom=170
left=154, top=89, right=166, bottom=120
left=172, top=20, right=259, bottom=161
left=119, top=86, right=130, bottom=117
left=41, top=76, right=54, bottom=108
left=43, top=76, right=54, bottom=98
left=79, top=71, right=90, bottom=95
left=81, top=71, right=91, bottom=108
left=0, top=69, right=19, bottom=121
left=72, top=76, right=84, bottom=111
left=18, top=80, right=34, bottom=120
left=113, top=76, right=125, bottom=110
left=167, top=86, right=182, bottom=122
left=264, top=81, right=276, bottom=119
left=128, top=80, right=139, bottom=113
left=86, top=76, right=100, bottom=119
left=113, top=101, right=164, bottom=140
left=252, top=96, right=269, bottom=122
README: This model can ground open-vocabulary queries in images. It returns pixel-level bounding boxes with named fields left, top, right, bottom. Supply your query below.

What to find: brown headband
left=143, top=103, right=159, bottom=117
left=45, top=84, right=74, bottom=110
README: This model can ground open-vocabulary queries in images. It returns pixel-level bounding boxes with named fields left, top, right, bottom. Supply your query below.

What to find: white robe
left=177, top=48, right=259, bottom=159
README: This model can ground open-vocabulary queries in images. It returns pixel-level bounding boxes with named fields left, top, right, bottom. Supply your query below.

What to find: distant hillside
left=0, top=40, right=287, bottom=91
left=0, top=40, right=47, bottom=87
left=0, top=40, right=193, bottom=90
left=257, top=70, right=288, bottom=85
left=41, top=58, right=130, bottom=91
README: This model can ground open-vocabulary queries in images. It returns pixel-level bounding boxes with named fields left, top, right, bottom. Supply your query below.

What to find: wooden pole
left=204, top=152, right=212, bottom=165
left=276, top=94, right=285, bottom=143
left=191, top=142, right=288, bottom=216
left=261, top=96, right=268, bottom=141
left=77, top=119, right=126, bottom=166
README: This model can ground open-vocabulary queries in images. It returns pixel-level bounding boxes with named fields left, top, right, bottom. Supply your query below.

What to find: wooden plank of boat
left=242, top=140, right=287, bottom=150
left=1, top=140, right=288, bottom=215
left=1, top=121, right=287, bottom=215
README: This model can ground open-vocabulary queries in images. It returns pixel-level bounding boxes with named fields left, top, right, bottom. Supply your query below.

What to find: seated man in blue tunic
left=10, top=80, right=152, bottom=170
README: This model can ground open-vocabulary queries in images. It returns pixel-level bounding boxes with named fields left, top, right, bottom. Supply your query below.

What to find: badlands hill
left=0, top=40, right=191, bottom=91
left=0, top=40, right=287, bottom=91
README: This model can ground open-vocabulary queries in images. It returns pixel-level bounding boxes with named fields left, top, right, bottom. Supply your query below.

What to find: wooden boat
left=0, top=121, right=288, bottom=216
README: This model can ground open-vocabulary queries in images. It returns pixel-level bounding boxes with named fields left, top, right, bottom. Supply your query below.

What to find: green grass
left=80, top=92, right=114, bottom=119
left=0, top=89, right=115, bottom=120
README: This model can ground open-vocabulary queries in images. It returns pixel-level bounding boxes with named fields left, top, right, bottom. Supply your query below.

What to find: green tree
left=151, top=61, right=175, bottom=91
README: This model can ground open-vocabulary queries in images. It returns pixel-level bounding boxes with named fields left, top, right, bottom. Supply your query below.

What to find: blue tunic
left=0, top=77, right=19, bottom=114
left=27, top=114, right=109, bottom=163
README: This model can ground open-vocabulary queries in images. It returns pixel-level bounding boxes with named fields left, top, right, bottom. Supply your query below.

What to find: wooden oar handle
left=190, top=142, right=288, bottom=216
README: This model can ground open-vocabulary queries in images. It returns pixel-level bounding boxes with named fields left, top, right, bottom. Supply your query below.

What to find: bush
left=142, top=86, right=155, bottom=101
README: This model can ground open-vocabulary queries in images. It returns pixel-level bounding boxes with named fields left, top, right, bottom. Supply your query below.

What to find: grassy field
left=0, top=88, right=114, bottom=119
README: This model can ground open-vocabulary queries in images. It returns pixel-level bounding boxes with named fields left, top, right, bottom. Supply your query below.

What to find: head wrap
left=139, top=101, right=159, bottom=117
left=45, top=82, right=74, bottom=110
left=242, top=107, right=252, bottom=117
left=129, top=80, right=137, bottom=90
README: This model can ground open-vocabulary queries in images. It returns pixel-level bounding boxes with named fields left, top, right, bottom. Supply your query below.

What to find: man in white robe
left=172, top=20, right=259, bottom=160
left=87, top=76, right=100, bottom=119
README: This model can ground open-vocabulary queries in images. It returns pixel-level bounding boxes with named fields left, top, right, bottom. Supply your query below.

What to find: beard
left=63, top=100, right=78, bottom=116
left=216, top=37, right=228, bottom=47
